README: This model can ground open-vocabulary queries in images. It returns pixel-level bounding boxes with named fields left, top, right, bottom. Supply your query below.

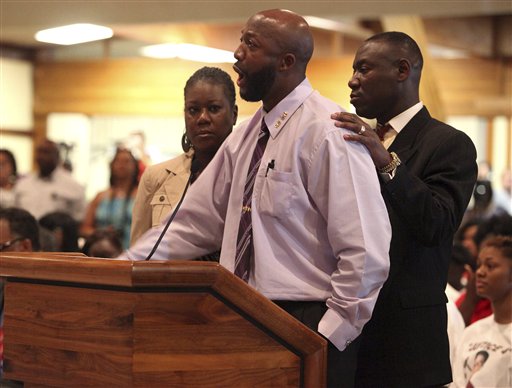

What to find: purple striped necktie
left=234, top=119, right=270, bottom=281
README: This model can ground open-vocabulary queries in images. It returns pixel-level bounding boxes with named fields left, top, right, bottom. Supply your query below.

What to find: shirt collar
left=388, top=101, right=423, bottom=134
left=262, top=78, right=314, bottom=138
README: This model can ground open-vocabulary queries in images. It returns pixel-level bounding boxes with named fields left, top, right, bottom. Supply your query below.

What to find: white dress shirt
left=382, top=101, right=424, bottom=149
left=123, top=79, right=391, bottom=351
left=14, top=166, right=86, bottom=221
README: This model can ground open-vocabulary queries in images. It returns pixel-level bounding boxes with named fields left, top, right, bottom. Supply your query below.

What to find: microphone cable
left=144, top=159, right=200, bottom=261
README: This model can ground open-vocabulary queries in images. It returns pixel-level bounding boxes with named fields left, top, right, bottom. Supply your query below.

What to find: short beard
left=240, top=65, right=276, bottom=102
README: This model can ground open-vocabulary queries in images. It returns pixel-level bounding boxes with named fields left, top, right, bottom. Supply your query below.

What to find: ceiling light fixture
left=35, top=23, right=113, bottom=45
left=428, top=44, right=469, bottom=59
left=140, top=43, right=235, bottom=63
left=304, top=16, right=371, bottom=39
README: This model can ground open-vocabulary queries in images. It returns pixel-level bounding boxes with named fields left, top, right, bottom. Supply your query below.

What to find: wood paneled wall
left=33, top=55, right=511, bottom=139
left=434, top=57, right=512, bottom=117
left=34, top=59, right=248, bottom=116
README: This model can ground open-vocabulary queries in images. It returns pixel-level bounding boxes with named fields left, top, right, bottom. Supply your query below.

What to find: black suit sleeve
left=383, top=125, right=477, bottom=245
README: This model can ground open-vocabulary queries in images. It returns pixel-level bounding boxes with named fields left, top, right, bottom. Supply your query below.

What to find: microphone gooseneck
left=144, top=158, right=201, bottom=261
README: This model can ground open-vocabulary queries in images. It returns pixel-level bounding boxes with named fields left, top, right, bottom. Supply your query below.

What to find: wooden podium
left=0, top=253, right=327, bottom=387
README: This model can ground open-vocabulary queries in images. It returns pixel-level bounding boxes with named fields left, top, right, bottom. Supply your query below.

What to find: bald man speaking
left=123, top=9, right=391, bottom=386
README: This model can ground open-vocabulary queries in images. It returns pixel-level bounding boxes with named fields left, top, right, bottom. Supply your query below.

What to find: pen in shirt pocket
left=265, top=159, right=275, bottom=177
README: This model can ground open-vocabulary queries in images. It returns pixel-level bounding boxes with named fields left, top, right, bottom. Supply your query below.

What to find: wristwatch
left=378, top=152, right=401, bottom=174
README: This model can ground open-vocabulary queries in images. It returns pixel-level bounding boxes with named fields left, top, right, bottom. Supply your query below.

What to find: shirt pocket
left=150, top=193, right=173, bottom=227
left=256, top=168, right=294, bottom=220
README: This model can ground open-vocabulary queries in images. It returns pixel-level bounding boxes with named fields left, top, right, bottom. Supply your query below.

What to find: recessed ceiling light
left=35, top=23, right=113, bottom=45
left=428, top=44, right=469, bottom=59
left=140, top=43, right=235, bottom=63
left=304, top=16, right=371, bottom=39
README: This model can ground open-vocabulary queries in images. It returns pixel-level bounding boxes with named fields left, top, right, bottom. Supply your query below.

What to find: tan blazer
left=130, top=150, right=193, bottom=245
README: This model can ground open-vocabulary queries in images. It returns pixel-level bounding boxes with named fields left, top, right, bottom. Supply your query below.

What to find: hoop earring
left=181, top=133, right=192, bottom=152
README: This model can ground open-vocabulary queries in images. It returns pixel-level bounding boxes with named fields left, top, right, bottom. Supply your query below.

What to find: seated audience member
left=39, top=211, right=79, bottom=252
left=14, top=139, right=85, bottom=221
left=451, top=236, right=512, bottom=387
left=81, top=148, right=139, bottom=249
left=130, top=66, right=237, bottom=245
left=0, top=207, right=40, bottom=379
left=457, top=213, right=512, bottom=325
left=0, top=149, right=18, bottom=209
left=0, top=207, right=40, bottom=252
left=81, top=229, right=123, bottom=258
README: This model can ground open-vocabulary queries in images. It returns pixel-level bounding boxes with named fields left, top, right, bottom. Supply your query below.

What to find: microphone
left=144, top=158, right=200, bottom=261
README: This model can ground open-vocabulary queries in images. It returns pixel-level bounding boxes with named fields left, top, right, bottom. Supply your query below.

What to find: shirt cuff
left=317, top=308, right=361, bottom=351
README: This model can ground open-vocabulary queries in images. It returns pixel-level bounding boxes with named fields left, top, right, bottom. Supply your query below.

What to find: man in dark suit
left=331, top=31, right=477, bottom=387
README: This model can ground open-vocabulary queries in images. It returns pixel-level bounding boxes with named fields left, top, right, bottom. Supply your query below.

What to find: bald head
left=234, top=9, right=314, bottom=110
left=250, top=9, right=314, bottom=70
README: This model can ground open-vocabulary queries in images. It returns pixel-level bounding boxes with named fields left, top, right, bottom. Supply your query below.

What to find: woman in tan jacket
left=130, top=67, right=238, bottom=245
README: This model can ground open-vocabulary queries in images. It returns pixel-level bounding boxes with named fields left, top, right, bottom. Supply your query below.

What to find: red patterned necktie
left=376, top=123, right=392, bottom=141
left=234, top=119, right=270, bottom=282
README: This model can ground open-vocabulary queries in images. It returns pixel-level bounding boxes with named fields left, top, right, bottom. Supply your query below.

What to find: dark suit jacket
left=355, top=107, right=477, bottom=387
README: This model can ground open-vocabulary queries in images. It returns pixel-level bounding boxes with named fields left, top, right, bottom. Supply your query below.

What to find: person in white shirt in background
left=451, top=235, right=512, bottom=388
left=14, top=139, right=85, bottom=222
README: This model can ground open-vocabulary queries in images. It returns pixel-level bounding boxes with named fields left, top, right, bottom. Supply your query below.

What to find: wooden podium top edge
left=0, top=252, right=220, bottom=287
left=0, top=252, right=327, bottom=358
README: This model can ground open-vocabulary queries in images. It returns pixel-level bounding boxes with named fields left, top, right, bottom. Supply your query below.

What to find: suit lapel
left=388, top=107, right=431, bottom=164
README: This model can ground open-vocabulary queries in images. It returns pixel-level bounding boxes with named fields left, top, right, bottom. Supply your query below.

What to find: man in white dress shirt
left=14, top=139, right=85, bottom=221
left=123, top=9, right=390, bottom=386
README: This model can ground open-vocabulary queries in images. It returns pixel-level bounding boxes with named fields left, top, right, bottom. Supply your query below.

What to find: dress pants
left=273, top=300, right=360, bottom=388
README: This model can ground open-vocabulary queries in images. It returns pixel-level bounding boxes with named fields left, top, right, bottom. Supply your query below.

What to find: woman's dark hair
left=0, top=148, right=18, bottom=177
left=0, top=207, right=40, bottom=251
left=474, top=213, right=512, bottom=248
left=482, top=235, right=512, bottom=260
left=184, top=66, right=236, bottom=110
left=39, top=211, right=79, bottom=252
